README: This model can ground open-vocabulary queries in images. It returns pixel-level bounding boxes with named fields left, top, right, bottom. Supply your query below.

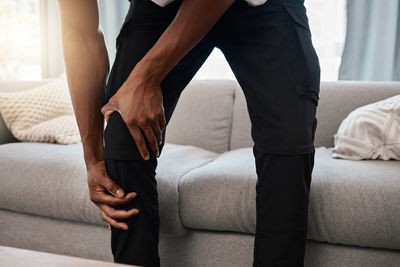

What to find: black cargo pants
left=102, top=0, right=320, bottom=266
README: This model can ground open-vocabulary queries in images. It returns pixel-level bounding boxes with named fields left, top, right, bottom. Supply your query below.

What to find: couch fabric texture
left=1, top=79, right=400, bottom=267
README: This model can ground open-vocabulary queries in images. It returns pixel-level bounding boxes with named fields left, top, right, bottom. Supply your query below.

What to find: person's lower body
left=214, top=0, right=320, bottom=265
left=251, top=150, right=316, bottom=266
left=104, top=156, right=160, bottom=266
left=102, top=0, right=320, bottom=266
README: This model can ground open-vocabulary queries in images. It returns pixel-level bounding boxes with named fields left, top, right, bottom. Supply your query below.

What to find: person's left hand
left=101, top=61, right=166, bottom=160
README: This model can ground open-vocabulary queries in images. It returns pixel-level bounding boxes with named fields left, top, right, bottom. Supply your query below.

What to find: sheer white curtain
left=0, top=0, right=42, bottom=80
left=339, top=0, right=400, bottom=81
left=194, top=0, right=347, bottom=81
left=38, top=0, right=130, bottom=79
left=39, top=0, right=64, bottom=78
left=39, top=0, right=346, bottom=81
left=305, top=0, right=346, bottom=81
left=98, top=0, right=130, bottom=65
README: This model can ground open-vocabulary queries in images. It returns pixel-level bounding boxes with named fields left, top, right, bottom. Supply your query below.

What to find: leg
left=216, top=0, right=320, bottom=265
left=104, top=156, right=160, bottom=266
left=252, top=150, right=315, bottom=266
left=102, top=0, right=217, bottom=265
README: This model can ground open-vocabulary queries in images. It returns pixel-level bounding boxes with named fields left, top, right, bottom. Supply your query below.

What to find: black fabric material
left=104, top=156, right=161, bottom=267
left=252, top=150, right=315, bottom=267
left=102, top=0, right=320, bottom=266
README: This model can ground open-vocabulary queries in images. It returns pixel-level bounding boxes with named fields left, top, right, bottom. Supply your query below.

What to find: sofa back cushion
left=230, top=83, right=252, bottom=150
left=165, top=80, right=236, bottom=153
left=315, top=81, right=400, bottom=147
left=2, top=80, right=400, bottom=150
left=229, top=81, right=400, bottom=149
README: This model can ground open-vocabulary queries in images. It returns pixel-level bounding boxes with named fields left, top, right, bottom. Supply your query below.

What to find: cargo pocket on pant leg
left=283, top=2, right=320, bottom=106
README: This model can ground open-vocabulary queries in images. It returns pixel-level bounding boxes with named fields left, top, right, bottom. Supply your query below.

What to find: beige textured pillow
left=332, top=94, right=400, bottom=160
left=0, top=74, right=81, bottom=144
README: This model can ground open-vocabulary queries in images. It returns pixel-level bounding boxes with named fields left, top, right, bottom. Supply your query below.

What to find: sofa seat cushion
left=155, top=143, right=218, bottom=235
left=179, top=147, right=400, bottom=250
left=180, top=148, right=257, bottom=234
left=0, top=142, right=217, bottom=236
left=308, top=147, right=400, bottom=250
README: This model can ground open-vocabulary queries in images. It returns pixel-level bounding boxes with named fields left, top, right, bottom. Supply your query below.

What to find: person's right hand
left=87, top=159, right=139, bottom=230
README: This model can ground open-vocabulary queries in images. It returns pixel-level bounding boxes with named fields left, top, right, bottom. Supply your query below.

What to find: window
left=305, top=0, right=347, bottom=81
left=0, top=0, right=41, bottom=80
left=0, top=0, right=346, bottom=81
left=193, top=0, right=347, bottom=81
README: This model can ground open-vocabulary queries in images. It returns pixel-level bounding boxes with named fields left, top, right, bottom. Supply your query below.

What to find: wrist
left=84, top=157, right=102, bottom=171
left=134, top=57, right=170, bottom=86
left=84, top=150, right=103, bottom=171
left=136, top=38, right=181, bottom=85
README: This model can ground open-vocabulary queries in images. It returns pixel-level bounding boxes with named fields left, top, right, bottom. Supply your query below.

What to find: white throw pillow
left=0, top=73, right=81, bottom=145
left=332, top=94, right=400, bottom=160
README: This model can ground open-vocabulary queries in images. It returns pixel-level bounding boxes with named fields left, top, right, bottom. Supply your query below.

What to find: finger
left=128, top=125, right=150, bottom=160
left=98, top=203, right=139, bottom=220
left=151, top=119, right=162, bottom=147
left=92, top=191, right=137, bottom=206
left=142, top=125, right=159, bottom=157
left=159, top=110, right=166, bottom=133
left=100, top=210, right=128, bottom=230
left=100, top=102, right=118, bottom=123
left=108, top=223, right=111, bottom=231
left=97, top=175, right=125, bottom=198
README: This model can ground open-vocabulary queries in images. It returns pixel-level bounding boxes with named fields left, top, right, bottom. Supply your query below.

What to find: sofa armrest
left=0, top=114, right=18, bottom=144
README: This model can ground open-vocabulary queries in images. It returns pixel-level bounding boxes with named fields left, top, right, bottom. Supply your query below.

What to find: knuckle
left=138, top=117, right=149, bottom=126
left=106, top=182, right=118, bottom=193
left=126, top=117, right=136, bottom=126
left=156, top=110, right=163, bottom=118
left=108, top=210, right=117, bottom=219
left=89, top=194, right=98, bottom=203
left=150, top=113, right=158, bottom=121
left=160, top=119, right=166, bottom=128
left=87, top=181, right=95, bottom=190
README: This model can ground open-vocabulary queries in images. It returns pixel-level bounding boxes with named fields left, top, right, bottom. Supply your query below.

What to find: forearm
left=58, top=0, right=109, bottom=170
left=60, top=27, right=109, bottom=169
left=136, top=0, right=235, bottom=83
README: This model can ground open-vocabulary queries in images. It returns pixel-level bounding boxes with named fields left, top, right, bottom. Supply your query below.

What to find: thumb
left=101, top=102, right=118, bottom=123
left=102, top=175, right=125, bottom=198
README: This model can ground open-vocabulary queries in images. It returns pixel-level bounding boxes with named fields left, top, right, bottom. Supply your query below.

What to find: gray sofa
left=1, top=79, right=400, bottom=267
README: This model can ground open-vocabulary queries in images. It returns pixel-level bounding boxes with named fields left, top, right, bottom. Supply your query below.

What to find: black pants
left=102, top=0, right=320, bottom=266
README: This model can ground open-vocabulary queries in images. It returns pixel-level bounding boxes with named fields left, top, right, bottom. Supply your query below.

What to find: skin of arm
left=58, top=0, right=107, bottom=169
left=58, top=0, right=140, bottom=230
left=59, top=0, right=235, bottom=230
left=101, top=0, right=236, bottom=161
